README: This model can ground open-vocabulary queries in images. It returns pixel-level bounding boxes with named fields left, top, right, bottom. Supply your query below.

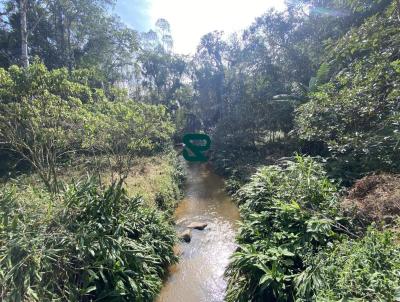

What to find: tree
left=192, top=31, right=227, bottom=129
left=295, top=7, right=400, bottom=176
left=0, top=61, right=176, bottom=190
left=155, top=18, right=173, bottom=52
left=137, top=20, right=188, bottom=108
left=0, top=62, right=93, bottom=192
left=18, top=0, right=28, bottom=67
left=0, top=0, right=138, bottom=83
left=85, top=100, right=175, bottom=181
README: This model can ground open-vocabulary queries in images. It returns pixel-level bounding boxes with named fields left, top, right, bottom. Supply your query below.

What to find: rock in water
left=173, top=245, right=183, bottom=256
left=187, top=222, right=208, bottom=230
left=180, top=229, right=192, bottom=242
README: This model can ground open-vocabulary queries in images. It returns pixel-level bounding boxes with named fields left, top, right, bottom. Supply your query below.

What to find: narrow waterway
left=157, top=163, right=240, bottom=302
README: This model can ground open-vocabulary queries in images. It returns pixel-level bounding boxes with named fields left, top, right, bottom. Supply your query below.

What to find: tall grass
left=0, top=179, right=177, bottom=301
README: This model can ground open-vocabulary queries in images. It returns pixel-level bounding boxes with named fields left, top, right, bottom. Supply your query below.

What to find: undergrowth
left=225, top=155, right=400, bottom=302
left=0, top=179, right=177, bottom=301
left=304, top=228, right=400, bottom=301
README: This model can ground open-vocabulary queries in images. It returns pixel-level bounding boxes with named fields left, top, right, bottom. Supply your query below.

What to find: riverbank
left=1, top=152, right=184, bottom=210
left=0, top=152, right=184, bottom=301
left=211, top=152, right=400, bottom=301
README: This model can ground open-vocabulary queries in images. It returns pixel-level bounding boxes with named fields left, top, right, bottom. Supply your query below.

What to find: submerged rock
left=187, top=222, right=208, bottom=230
left=180, top=229, right=192, bottom=242
left=173, top=245, right=183, bottom=256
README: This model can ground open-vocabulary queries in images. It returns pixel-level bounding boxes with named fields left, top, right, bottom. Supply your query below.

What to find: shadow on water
left=156, top=162, right=240, bottom=302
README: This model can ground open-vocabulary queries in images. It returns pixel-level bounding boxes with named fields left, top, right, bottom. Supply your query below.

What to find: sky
left=114, top=0, right=286, bottom=55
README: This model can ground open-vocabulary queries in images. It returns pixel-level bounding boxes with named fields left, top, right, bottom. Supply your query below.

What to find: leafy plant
left=0, top=62, right=95, bottom=192
left=298, top=228, right=400, bottom=301
left=225, top=156, right=344, bottom=302
left=0, top=61, right=176, bottom=190
left=0, top=179, right=177, bottom=301
left=295, top=11, right=400, bottom=179
left=86, top=100, right=175, bottom=181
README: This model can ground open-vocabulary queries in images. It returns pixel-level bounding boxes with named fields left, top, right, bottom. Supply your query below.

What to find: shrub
left=0, top=179, right=177, bottom=301
left=295, top=13, right=400, bottom=179
left=85, top=100, right=175, bottom=181
left=0, top=62, right=95, bottom=192
left=0, top=61, right=176, bottom=191
left=299, top=228, right=400, bottom=301
left=225, top=156, right=343, bottom=302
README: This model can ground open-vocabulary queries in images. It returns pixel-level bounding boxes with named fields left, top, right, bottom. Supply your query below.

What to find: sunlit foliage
left=296, top=9, right=400, bottom=178
left=0, top=179, right=177, bottom=301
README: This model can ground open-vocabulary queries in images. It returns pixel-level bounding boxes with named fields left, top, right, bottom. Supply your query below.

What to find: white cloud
left=149, top=0, right=286, bottom=54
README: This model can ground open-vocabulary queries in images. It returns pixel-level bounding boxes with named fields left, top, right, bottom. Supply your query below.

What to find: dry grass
left=122, top=156, right=178, bottom=206
left=2, top=153, right=181, bottom=209
left=79, top=154, right=181, bottom=208
left=341, top=173, right=400, bottom=227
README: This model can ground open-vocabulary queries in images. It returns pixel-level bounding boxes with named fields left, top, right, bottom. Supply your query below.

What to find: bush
left=295, top=13, right=400, bottom=179
left=225, top=155, right=400, bottom=301
left=0, top=62, right=95, bottom=192
left=0, top=179, right=177, bottom=301
left=300, top=228, right=400, bottom=301
left=225, top=156, right=343, bottom=302
left=0, top=61, right=176, bottom=191
left=85, top=100, right=175, bottom=181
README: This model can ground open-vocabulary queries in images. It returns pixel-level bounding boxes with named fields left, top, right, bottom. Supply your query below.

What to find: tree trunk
left=66, top=18, right=73, bottom=70
left=19, top=0, right=29, bottom=67
left=58, top=5, right=65, bottom=63
left=397, top=0, right=400, bottom=21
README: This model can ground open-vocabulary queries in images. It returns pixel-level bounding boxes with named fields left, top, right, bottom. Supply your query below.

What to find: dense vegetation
left=309, top=229, right=400, bottom=301
left=295, top=8, right=400, bottom=180
left=225, top=157, right=400, bottom=301
left=0, top=65, right=181, bottom=300
left=0, top=1, right=184, bottom=300
left=225, top=157, right=342, bottom=301
left=0, top=0, right=399, bottom=301
left=184, top=0, right=400, bottom=301
left=0, top=59, right=181, bottom=299
left=0, top=180, right=177, bottom=301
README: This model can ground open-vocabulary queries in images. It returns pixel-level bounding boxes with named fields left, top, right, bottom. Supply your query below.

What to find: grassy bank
left=0, top=152, right=184, bottom=301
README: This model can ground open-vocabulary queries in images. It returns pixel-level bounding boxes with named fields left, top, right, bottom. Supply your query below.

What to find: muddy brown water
left=156, top=163, right=240, bottom=302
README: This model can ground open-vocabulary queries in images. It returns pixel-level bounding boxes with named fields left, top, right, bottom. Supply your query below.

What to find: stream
left=156, top=162, right=240, bottom=302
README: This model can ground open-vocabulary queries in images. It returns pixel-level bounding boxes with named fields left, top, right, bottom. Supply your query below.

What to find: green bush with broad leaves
left=298, top=228, right=400, bottom=301
left=295, top=10, right=400, bottom=180
left=225, top=155, right=400, bottom=301
left=0, top=179, right=177, bottom=301
left=225, top=156, right=344, bottom=302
